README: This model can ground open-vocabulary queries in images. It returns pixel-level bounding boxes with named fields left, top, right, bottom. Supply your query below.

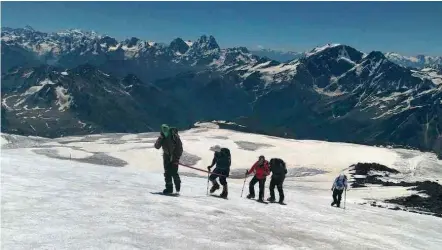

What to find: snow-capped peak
left=23, top=25, right=35, bottom=31
left=56, top=28, right=101, bottom=39
left=305, top=43, right=341, bottom=57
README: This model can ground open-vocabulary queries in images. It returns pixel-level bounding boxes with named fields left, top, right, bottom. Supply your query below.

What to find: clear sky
left=2, top=1, right=442, bottom=56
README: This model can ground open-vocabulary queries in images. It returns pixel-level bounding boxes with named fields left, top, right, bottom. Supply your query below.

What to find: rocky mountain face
left=2, top=27, right=441, bottom=158
left=1, top=27, right=230, bottom=83
left=156, top=44, right=442, bottom=158
left=250, top=48, right=442, bottom=71
left=1, top=64, right=193, bottom=137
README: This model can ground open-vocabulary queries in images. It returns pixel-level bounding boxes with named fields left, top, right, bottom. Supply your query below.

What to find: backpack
left=169, top=127, right=179, bottom=142
left=217, top=148, right=231, bottom=169
left=335, top=175, right=347, bottom=189
left=270, top=158, right=287, bottom=176
left=169, top=127, right=183, bottom=157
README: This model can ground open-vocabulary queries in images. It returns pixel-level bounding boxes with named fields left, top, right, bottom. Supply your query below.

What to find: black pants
left=269, top=176, right=285, bottom=202
left=332, top=189, right=344, bottom=206
left=209, top=168, right=229, bottom=185
left=163, top=156, right=181, bottom=192
left=249, top=176, right=266, bottom=200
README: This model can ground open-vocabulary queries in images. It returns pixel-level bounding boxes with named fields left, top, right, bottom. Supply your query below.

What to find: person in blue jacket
left=331, top=173, right=348, bottom=207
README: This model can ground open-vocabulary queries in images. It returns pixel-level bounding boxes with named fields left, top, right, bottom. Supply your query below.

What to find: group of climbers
left=244, top=155, right=287, bottom=204
left=154, top=124, right=348, bottom=206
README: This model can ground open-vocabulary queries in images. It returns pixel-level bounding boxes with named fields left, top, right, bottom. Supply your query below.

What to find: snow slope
left=2, top=125, right=442, bottom=249
left=34, top=123, right=440, bottom=185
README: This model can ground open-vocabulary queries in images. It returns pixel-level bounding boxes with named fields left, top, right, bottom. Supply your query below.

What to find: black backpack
left=217, top=148, right=231, bottom=169
left=270, top=158, right=287, bottom=176
left=170, top=127, right=183, bottom=157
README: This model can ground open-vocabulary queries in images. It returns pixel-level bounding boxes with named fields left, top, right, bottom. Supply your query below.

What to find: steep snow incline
left=2, top=148, right=442, bottom=250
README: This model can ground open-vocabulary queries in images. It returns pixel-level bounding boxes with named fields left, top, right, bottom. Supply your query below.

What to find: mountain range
left=1, top=26, right=441, bottom=158
left=250, top=48, right=442, bottom=70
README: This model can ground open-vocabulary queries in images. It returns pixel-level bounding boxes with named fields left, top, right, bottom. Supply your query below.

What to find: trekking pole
left=241, top=174, right=247, bottom=197
left=344, top=188, right=347, bottom=210
left=206, top=172, right=210, bottom=196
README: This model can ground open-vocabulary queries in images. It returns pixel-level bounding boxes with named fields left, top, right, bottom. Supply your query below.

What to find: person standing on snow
left=246, top=155, right=270, bottom=202
left=154, top=124, right=183, bottom=195
left=207, top=146, right=231, bottom=198
left=267, top=158, right=287, bottom=204
left=331, top=173, right=348, bottom=207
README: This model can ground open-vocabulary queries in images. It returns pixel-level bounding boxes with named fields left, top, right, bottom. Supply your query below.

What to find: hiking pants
left=209, top=168, right=229, bottom=185
left=249, top=176, right=266, bottom=200
left=269, top=176, right=285, bottom=202
left=163, top=156, right=181, bottom=192
left=332, top=189, right=344, bottom=206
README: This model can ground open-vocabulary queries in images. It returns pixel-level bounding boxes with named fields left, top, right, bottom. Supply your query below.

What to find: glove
left=331, top=188, right=334, bottom=191
left=245, top=170, right=248, bottom=176
left=207, top=166, right=212, bottom=171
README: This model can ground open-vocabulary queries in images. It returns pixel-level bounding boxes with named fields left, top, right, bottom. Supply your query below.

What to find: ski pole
left=241, top=174, right=247, bottom=197
left=206, top=172, right=210, bottom=196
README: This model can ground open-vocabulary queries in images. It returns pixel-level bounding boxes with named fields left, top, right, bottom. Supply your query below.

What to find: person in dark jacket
left=207, top=146, right=231, bottom=198
left=154, top=124, right=183, bottom=194
left=246, top=155, right=270, bottom=202
left=267, top=158, right=287, bottom=204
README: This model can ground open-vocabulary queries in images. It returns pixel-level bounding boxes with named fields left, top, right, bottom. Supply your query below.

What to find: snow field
left=2, top=148, right=442, bottom=250
left=2, top=126, right=442, bottom=249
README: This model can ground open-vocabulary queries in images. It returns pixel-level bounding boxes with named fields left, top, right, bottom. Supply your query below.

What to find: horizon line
left=2, top=25, right=441, bottom=57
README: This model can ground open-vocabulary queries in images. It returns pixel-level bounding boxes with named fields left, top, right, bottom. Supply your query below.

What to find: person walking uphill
left=154, top=124, right=183, bottom=195
left=207, top=146, right=231, bottom=198
left=331, top=173, right=348, bottom=207
left=246, top=155, right=270, bottom=202
left=267, top=158, right=287, bottom=204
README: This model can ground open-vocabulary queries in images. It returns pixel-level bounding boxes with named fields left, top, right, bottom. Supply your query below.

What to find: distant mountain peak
left=366, top=51, right=387, bottom=60
left=169, top=38, right=189, bottom=54
left=305, top=43, right=341, bottom=57
left=125, top=37, right=140, bottom=47
left=385, top=52, right=442, bottom=69
left=193, top=35, right=220, bottom=51
left=24, top=25, right=35, bottom=31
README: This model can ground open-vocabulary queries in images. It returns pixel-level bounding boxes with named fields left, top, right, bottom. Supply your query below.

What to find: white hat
left=213, top=145, right=221, bottom=152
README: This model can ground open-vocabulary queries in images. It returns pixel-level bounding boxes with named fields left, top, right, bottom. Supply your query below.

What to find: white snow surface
left=306, top=44, right=341, bottom=57
left=54, top=86, right=73, bottom=111
left=23, top=78, right=56, bottom=96
left=2, top=126, right=442, bottom=249
left=314, top=86, right=347, bottom=97
left=238, top=61, right=300, bottom=85
left=411, top=68, right=442, bottom=86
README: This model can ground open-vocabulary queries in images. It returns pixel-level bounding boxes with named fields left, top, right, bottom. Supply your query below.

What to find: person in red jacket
left=246, top=155, right=270, bottom=202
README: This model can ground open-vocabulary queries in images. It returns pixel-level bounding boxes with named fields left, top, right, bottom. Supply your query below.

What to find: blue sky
left=2, top=1, right=442, bottom=55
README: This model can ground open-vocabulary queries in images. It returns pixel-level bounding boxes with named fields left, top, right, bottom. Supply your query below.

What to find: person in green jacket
left=154, top=124, right=183, bottom=194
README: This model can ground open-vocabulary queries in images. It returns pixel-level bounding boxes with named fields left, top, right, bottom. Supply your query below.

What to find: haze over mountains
left=1, top=26, right=441, bottom=158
